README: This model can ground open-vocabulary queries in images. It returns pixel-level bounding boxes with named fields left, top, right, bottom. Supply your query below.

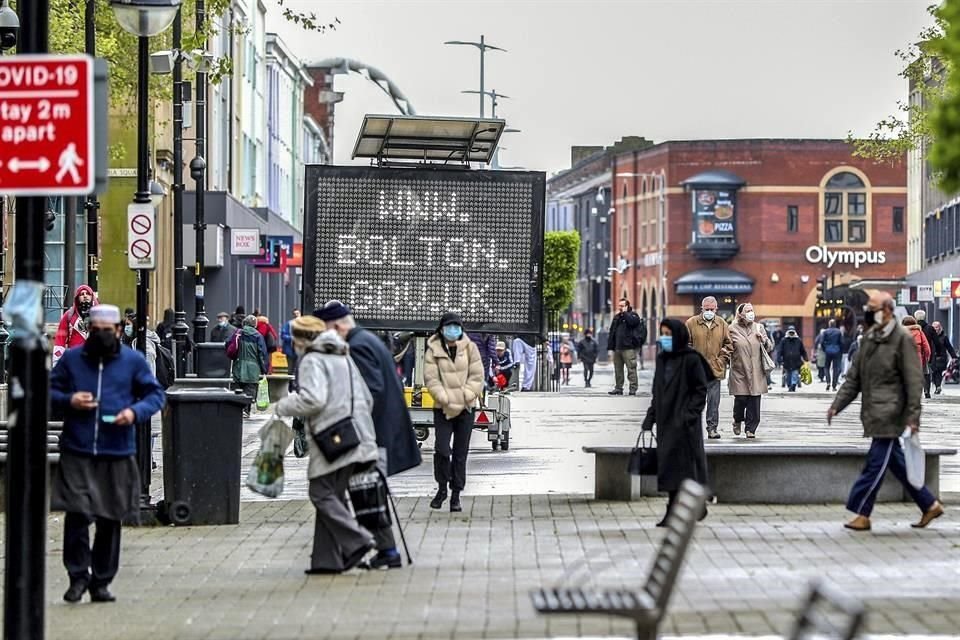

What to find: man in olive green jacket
left=828, top=292, right=944, bottom=531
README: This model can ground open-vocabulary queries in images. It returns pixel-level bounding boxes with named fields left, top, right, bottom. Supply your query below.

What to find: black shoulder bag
left=627, top=430, right=658, bottom=476
left=311, top=357, right=362, bottom=463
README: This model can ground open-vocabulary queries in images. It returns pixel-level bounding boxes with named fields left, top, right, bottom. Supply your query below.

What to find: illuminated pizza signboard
left=303, top=165, right=546, bottom=334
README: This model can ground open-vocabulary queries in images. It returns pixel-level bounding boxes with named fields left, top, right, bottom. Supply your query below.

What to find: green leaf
left=543, top=231, right=581, bottom=312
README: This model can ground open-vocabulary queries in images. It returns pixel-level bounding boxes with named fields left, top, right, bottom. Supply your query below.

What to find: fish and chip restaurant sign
left=805, top=245, right=886, bottom=269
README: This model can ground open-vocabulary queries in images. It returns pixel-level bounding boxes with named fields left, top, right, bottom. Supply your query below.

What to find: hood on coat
left=305, top=329, right=349, bottom=355
left=72, top=285, right=99, bottom=316
left=659, top=318, right=694, bottom=356
left=427, top=332, right=469, bottom=358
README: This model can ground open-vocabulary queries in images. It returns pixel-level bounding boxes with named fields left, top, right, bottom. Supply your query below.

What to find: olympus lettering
left=804, top=245, right=886, bottom=269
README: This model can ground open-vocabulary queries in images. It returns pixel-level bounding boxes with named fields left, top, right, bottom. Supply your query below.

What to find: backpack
left=155, top=344, right=176, bottom=389
left=632, top=319, right=647, bottom=349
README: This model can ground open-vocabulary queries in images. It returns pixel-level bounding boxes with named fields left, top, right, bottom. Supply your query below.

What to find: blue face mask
left=124, top=324, right=133, bottom=338
left=442, top=324, right=463, bottom=341
left=658, top=335, right=673, bottom=352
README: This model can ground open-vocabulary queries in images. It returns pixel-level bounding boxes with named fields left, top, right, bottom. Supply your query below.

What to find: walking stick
left=381, top=470, right=414, bottom=565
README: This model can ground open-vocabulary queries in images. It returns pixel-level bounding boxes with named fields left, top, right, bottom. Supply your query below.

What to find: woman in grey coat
left=727, top=302, right=773, bottom=438
left=274, top=315, right=379, bottom=574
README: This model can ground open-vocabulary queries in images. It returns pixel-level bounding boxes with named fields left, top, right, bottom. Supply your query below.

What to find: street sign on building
left=917, top=285, right=934, bottom=302
left=127, top=203, right=156, bottom=270
left=951, top=280, right=960, bottom=299
left=0, top=55, right=95, bottom=195
left=230, top=228, right=261, bottom=255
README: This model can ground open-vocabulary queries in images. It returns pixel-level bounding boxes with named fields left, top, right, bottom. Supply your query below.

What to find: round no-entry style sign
left=127, top=203, right=156, bottom=270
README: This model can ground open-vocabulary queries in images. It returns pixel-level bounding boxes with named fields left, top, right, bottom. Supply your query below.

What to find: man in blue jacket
left=315, top=300, right=421, bottom=569
left=50, top=304, right=166, bottom=604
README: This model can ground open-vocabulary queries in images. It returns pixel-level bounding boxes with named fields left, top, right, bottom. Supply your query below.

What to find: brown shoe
left=912, top=501, right=945, bottom=529
left=844, top=515, right=871, bottom=531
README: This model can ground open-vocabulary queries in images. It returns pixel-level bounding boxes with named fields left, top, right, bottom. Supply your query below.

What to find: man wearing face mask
left=727, top=302, right=773, bottom=439
left=53, top=284, right=100, bottom=366
left=686, top=296, right=733, bottom=439
left=50, top=304, right=166, bottom=604
left=314, top=300, right=421, bottom=569
left=424, top=312, right=485, bottom=512
left=828, top=292, right=944, bottom=531
left=211, top=312, right=236, bottom=343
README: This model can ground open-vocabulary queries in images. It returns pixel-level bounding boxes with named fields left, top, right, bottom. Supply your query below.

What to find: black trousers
left=63, top=512, right=121, bottom=588
left=732, top=395, right=762, bottom=434
left=433, top=409, right=473, bottom=492
left=583, top=362, right=595, bottom=384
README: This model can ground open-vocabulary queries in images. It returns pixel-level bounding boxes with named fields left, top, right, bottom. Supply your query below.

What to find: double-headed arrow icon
left=7, top=157, right=51, bottom=173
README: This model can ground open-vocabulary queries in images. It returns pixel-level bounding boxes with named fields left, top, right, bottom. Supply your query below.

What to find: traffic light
left=816, top=276, right=827, bottom=300
left=44, top=210, right=56, bottom=232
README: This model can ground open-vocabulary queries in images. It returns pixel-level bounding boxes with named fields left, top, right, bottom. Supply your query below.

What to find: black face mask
left=78, top=299, right=93, bottom=316
left=85, top=328, right=119, bottom=359
left=863, top=310, right=877, bottom=327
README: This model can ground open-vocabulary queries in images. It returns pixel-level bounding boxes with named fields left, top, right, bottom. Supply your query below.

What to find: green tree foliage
left=852, top=4, right=946, bottom=164
left=543, top=231, right=580, bottom=312
left=930, top=0, right=960, bottom=192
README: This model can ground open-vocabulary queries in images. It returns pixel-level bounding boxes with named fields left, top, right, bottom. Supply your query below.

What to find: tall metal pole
left=5, top=0, right=50, bottom=635
left=479, top=34, right=485, bottom=118
left=171, top=10, right=188, bottom=378
left=658, top=171, right=666, bottom=322
left=192, top=0, right=209, bottom=353
left=84, top=0, right=99, bottom=292
left=64, top=196, right=76, bottom=297
left=134, top=35, right=152, bottom=511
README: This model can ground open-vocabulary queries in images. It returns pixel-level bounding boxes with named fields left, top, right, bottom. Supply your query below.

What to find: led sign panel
left=303, top=165, right=545, bottom=334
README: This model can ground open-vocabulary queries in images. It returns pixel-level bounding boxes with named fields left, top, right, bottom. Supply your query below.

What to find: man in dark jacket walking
left=210, top=311, right=235, bottom=343
left=820, top=319, right=843, bottom=391
left=576, top=329, right=599, bottom=387
left=50, top=304, right=166, bottom=604
left=828, top=292, right=944, bottom=531
left=315, top=300, right=422, bottom=569
left=929, top=320, right=956, bottom=394
left=915, top=310, right=939, bottom=398
left=778, top=326, right=807, bottom=392
left=607, top=299, right=641, bottom=395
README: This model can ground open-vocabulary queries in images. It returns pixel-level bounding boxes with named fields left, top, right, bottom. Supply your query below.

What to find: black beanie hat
left=438, top=311, right=463, bottom=331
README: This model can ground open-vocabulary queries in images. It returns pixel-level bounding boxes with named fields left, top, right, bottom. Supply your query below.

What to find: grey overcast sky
left=267, top=0, right=934, bottom=175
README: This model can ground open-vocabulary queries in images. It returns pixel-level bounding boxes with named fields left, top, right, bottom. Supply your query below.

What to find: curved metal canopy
left=310, top=57, right=416, bottom=116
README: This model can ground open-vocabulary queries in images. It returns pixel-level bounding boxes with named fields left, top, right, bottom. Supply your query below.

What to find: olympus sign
left=804, top=245, right=886, bottom=269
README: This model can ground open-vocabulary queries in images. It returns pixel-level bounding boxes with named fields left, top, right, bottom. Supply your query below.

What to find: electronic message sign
left=303, top=165, right=545, bottom=334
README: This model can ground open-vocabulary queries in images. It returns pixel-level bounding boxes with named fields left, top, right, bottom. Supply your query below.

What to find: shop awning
left=674, top=268, right=754, bottom=294
left=680, top=169, right=746, bottom=189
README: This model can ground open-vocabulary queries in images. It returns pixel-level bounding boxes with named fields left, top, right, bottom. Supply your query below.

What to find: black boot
left=63, top=578, right=88, bottom=603
left=450, top=490, right=462, bottom=512
left=430, top=487, right=447, bottom=509
left=89, top=585, right=116, bottom=603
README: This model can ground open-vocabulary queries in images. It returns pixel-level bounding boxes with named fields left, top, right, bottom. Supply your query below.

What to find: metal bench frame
left=788, top=580, right=866, bottom=640
left=530, top=479, right=707, bottom=640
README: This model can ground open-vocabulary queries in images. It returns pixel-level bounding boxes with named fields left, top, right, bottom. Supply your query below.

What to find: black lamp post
left=171, top=9, right=189, bottom=377
left=85, top=0, right=100, bottom=292
left=191, top=0, right=209, bottom=356
left=110, top=0, right=181, bottom=518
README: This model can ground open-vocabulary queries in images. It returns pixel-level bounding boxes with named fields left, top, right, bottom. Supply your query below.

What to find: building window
left=820, top=170, right=869, bottom=245
left=893, top=206, right=904, bottom=233
left=787, top=205, right=799, bottom=233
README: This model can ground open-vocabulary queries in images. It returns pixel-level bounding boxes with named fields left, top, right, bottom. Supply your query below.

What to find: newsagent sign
left=303, top=165, right=546, bottom=334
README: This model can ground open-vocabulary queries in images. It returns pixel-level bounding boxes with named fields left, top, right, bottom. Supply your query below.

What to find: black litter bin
left=195, top=342, right=233, bottom=378
left=161, top=387, right=249, bottom=526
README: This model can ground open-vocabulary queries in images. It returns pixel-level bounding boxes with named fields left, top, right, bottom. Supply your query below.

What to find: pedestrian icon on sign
left=55, top=143, right=84, bottom=184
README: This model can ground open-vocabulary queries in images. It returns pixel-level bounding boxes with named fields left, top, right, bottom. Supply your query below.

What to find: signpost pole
left=84, top=0, right=99, bottom=292
left=191, top=0, right=209, bottom=354
left=133, top=35, right=153, bottom=515
left=5, top=0, right=50, bottom=636
left=171, top=9, right=189, bottom=378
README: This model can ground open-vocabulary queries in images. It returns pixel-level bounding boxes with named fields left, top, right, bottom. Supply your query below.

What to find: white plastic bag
left=246, top=417, right=294, bottom=498
left=900, top=427, right=925, bottom=489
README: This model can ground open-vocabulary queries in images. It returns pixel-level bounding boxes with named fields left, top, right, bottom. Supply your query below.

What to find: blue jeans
left=847, top=438, right=936, bottom=517
left=785, top=368, right=799, bottom=388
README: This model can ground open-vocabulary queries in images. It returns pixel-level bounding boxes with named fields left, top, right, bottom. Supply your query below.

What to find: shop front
left=674, top=268, right=754, bottom=323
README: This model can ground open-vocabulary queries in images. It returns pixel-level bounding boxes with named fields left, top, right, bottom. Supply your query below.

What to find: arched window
left=821, top=169, right=870, bottom=245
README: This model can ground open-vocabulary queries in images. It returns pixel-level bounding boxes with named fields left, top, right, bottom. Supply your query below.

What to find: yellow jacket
left=685, top=314, right=733, bottom=380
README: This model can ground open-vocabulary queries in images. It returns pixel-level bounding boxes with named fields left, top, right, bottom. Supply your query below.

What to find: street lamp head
left=0, top=0, right=20, bottom=51
left=189, top=156, right=206, bottom=181
left=595, top=186, right=605, bottom=204
left=149, top=179, right=167, bottom=208
left=110, top=0, right=181, bottom=37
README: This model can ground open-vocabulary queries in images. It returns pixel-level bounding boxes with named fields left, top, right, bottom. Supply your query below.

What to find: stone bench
left=584, top=443, right=957, bottom=504
left=265, top=374, right=292, bottom=403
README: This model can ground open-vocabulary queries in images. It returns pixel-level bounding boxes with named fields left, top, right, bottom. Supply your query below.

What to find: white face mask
left=702, top=310, right=716, bottom=321
left=744, top=311, right=755, bottom=322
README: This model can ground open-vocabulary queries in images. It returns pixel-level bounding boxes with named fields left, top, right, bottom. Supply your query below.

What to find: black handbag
left=348, top=466, right=392, bottom=530
left=627, top=430, right=658, bottom=476
left=311, top=358, right=362, bottom=463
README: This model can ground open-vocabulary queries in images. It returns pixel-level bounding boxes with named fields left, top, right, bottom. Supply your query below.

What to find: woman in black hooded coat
left=641, top=318, right=711, bottom=525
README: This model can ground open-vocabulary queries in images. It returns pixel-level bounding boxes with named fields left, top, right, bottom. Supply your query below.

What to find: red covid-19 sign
left=0, top=55, right=94, bottom=195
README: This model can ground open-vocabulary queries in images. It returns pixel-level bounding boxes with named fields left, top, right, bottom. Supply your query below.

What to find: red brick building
left=611, top=139, right=907, bottom=347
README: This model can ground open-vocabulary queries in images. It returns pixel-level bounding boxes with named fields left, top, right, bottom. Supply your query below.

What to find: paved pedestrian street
left=4, top=364, right=959, bottom=638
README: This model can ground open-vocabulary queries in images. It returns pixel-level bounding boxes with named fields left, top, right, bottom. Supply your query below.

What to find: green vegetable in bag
left=256, top=377, right=270, bottom=411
